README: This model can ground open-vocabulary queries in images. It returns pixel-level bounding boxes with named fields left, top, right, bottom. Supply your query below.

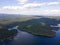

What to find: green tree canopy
left=0, top=28, right=18, bottom=40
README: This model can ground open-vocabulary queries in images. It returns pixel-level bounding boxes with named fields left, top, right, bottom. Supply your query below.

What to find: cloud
left=18, top=0, right=28, bottom=4
left=0, top=1, right=60, bottom=15
left=1, top=3, right=46, bottom=10
left=2, top=6, right=23, bottom=10
left=47, top=2, right=60, bottom=5
left=17, top=1, right=60, bottom=9
left=42, top=10, right=60, bottom=15
left=23, top=3, right=45, bottom=8
left=17, top=0, right=60, bottom=6
left=0, top=6, right=60, bottom=15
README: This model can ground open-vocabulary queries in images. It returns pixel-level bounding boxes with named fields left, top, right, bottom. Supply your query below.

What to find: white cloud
left=0, top=6, right=60, bottom=15
left=0, top=1, right=60, bottom=15
left=18, top=0, right=28, bottom=4
left=17, top=0, right=60, bottom=6
left=47, top=2, right=60, bottom=5
left=23, top=3, right=45, bottom=8
left=17, top=1, right=60, bottom=9
left=42, top=10, right=60, bottom=15
left=2, top=6, right=23, bottom=10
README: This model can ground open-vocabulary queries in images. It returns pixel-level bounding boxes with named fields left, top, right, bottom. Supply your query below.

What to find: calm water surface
left=3, top=25, right=59, bottom=45
left=10, top=26, right=60, bottom=45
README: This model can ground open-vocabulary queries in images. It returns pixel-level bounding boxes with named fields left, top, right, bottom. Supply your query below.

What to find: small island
left=17, top=18, right=57, bottom=38
left=18, top=25, right=56, bottom=38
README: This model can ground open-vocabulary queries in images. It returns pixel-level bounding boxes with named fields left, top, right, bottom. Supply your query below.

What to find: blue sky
left=0, top=0, right=60, bottom=15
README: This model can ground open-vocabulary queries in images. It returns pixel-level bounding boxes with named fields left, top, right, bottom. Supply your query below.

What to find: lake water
left=9, top=26, right=60, bottom=45
left=1, top=15, right=60, bottom=45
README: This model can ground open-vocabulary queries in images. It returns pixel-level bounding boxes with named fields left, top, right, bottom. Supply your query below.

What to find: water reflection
left=11, top=26, right=60, bottom=45
left=12, top=31, right=36, bottom=45
left=1, top=26, right=60, bottom=45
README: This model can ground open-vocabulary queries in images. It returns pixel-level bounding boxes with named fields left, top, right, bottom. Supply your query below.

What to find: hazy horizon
left=0, top=13, right=60, bottom=16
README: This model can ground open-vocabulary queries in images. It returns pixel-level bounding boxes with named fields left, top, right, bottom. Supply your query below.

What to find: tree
left=0, top=28, right=18, bottom=40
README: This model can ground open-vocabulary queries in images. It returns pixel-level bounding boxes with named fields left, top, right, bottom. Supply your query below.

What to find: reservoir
left=9, top=26, right=60, bottom=45
left=0, top=26, right=60, bottom=45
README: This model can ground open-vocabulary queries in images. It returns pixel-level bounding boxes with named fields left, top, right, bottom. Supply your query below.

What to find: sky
left=0, top=0, right=60, bottom=15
